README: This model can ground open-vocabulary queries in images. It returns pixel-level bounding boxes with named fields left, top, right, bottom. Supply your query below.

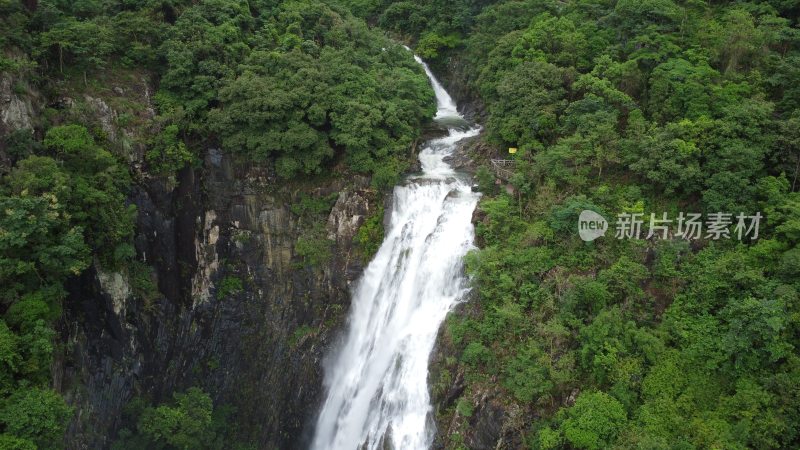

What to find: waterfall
left=310, top=53, right=480, bottom=450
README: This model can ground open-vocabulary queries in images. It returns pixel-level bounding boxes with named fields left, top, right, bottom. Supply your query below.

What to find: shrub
left=561, top=391, right=627, bottom=450
left=217, top=276, right=243, bottom=300
left=355, top=206, right=385, bottom=261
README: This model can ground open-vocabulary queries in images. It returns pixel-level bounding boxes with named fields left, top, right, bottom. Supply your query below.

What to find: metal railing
left=490, top=159, right=516, bottom=181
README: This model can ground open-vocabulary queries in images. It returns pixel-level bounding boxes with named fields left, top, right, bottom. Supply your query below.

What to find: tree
left=145, top=124, right=194, bottom=175
left=720, top=297, right=791, bottom=375
left=8, top=125, right=137, bottom=266
left=561, top=391, right=627, bottom=450
left=484, top=60, right=566, bottom=146
left=503, top=340, right=553, bottom=403
left=138, top=388, right=215, bottom=449
left=0, top=388, right=73, bottom=450
left=158, top=1, right=252, bottom=125
left=647, top=58, right=718, bottom=123
left=37, top=16, right=114, bottom=79
left=0, top=195, right=89, bottom=303
left=511, top=13, right=593, bottom=70
left=208, top=7, right=434, bottom=179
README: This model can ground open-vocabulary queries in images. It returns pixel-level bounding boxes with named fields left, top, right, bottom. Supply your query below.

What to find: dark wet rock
left=56, top=149, right=378, bottom=448
left=432, top=54, right=486, bottom=123
left=28, top=80, right=383, bottom=449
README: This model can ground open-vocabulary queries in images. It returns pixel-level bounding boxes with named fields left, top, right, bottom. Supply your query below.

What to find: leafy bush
left=128, top=261, right=160, bottom=307
left=415, top=32, right=460, bottom=60
left=0, top=388, right=73, bottom=450
left=216, top=276, right=243, bottom=300
left=145, top=125, right=194, bottom=175
left=560, top=391, right=627, bottom=450
left=455, top=397, right=474, bottom=417
left=460, top=341, right=492, bottom=368
left=290, top=193, right=339, bottom=219
left=295, top=227, right=333, bottom=268
left=502, top=341, right=553, bottom=404
left=113, top=388, right=235, bottom=450
left=355, top=206, right=385, bottom=261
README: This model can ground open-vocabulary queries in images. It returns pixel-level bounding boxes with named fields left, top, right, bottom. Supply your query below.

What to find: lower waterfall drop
left=311, top=53, right=480, bottom=450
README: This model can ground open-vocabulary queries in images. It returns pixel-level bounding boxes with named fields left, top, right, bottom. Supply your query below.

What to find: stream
left=310, top=53, right=480, bottom=450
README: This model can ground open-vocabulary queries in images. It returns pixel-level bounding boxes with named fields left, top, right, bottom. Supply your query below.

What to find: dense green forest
left=343, top=0, right=800, bottom=448
left=0, top=0, right=434, bottom=447
left=2, top=0, right=800, bottom=448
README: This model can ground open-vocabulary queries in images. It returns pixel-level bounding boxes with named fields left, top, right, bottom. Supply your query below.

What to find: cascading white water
left=412, top=55, right=460, bottom=120
left=311, top=54, right=480, bottom=450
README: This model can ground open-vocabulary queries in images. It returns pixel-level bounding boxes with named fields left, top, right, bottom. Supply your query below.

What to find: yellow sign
left=508, top=147, right=518, bottom=154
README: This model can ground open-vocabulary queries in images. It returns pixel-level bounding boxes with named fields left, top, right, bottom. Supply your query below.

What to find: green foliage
left=533, top=425, right=562, bottom=450
left=127, top=261, right=160, bottom=308
left=145, top=125, right=194, bottom=175
left=455, top=397, right=473, bottom=418
left=355, top=206, right=384, bottom=261
left=113, top=388, right=236, bottom=450
left=391, top=0, right=800, bottom=448
left=158, top=1, right=252, bottom=125
left=460, top=341, right=492, bottom=368
left=137, top=388, right=215, bottom=449
left=3, top=0, right=800, bottom=448
left=290, top=193, right=338, bottom=219
left=142, top=0, right=437, bottom=179
left=0, top=434, right=36, bottom=450
left=37, top=16, right=114, bottom=75
left=511, top=12, right=600, bottom=71
left=289, top=325, right=315, bottom=349
left=0, top=192, right=75, bottom=441
left=288, top=191, right=339, bottom=268
left=295, top=230, right=333, bottom=268
left=482, top=60, right=566, bottom=147
left=502, top=341, right=552, bottom=404
left=0, top=195, right=89, bottom=302
left=415, top=32, right=459, bottom=60
left=3, top=129, right=37, bottom=161
left=6, top=125, right=137, bottom=266
left=560, top=391, right=627, bottom=450
left=207, top=18, right=435, bottom=178
left=216, top=276, right=243, bottom=300
left=0, top=388, right=73, bottom=450
left=0, top=122, right=137, bottom=445
left=474, top=165, right=496, bottom=194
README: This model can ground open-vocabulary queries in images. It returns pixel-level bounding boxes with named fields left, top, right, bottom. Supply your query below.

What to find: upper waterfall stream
left=310, top=54, right=480, bottom=450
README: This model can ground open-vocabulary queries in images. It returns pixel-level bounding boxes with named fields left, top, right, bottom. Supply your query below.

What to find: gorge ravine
left=310, top=55, right=481, bottom=450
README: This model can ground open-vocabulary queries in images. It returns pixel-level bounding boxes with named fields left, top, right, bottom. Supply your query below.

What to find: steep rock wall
left=57, top=153, right=377, bottom=448
left=0, top=78, right=384, bottom=448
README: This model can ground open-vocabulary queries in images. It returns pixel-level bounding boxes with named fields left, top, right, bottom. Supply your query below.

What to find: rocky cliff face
left=0, top=72, right=380, bottom=448
left=428, top=301, right=526, bottom=450
left=0, top=65, right=38, bottom=172
left=56, top=149, right=374, bottom=448
left=0, top=73, right=35, bottom=132
left=435, top=53, right=485, bottom=123
left=57, top=151, right=377, bottom=449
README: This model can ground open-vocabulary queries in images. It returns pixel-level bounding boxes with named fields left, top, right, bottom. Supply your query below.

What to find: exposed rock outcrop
left=435, top=53, right=485, bottom=123
left=0, top=73, right=35, bottom=132
left=0, top=68, right=37, bottom=171
left=57, top=149, right=378, bottom=448
left=24, top=81, right=381, bottom=448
